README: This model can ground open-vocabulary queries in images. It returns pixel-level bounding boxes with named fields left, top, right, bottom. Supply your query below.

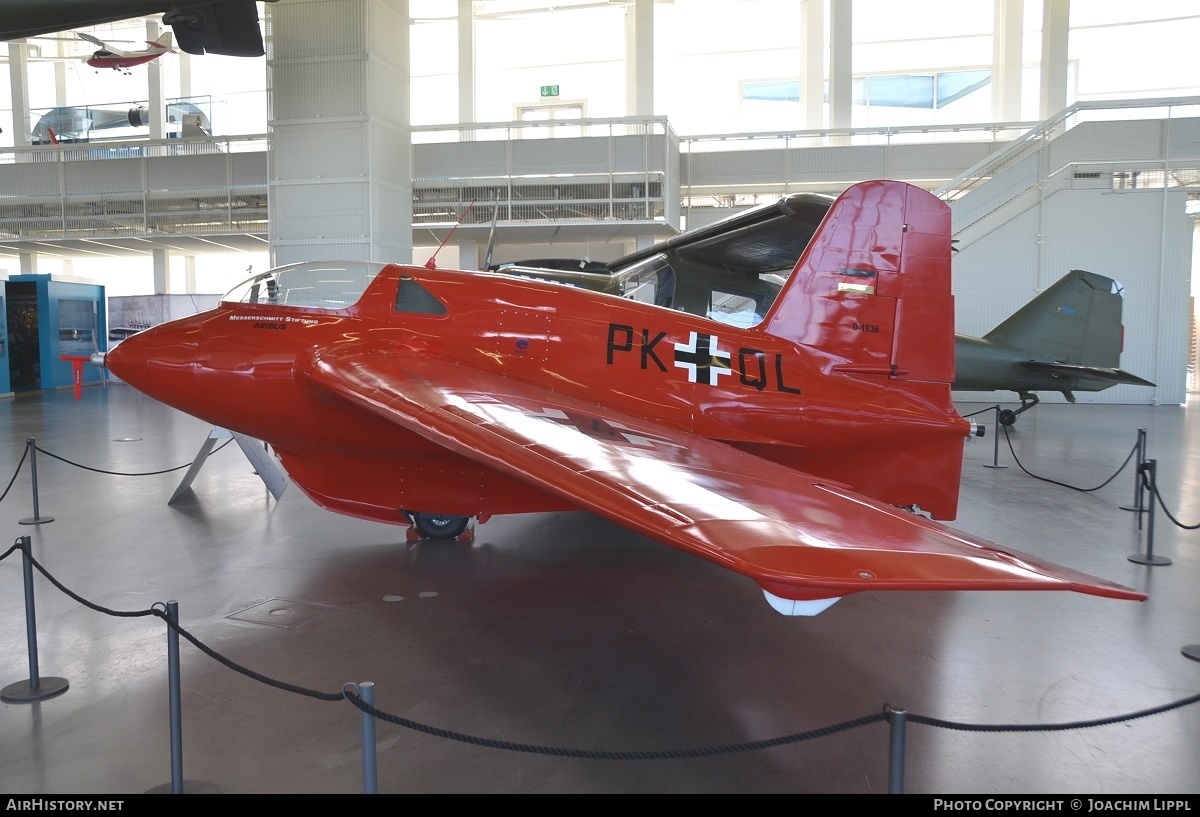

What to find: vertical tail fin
left=983, top=270, right=1124, bottom=368
left=761, top=180, right=955, bottom=384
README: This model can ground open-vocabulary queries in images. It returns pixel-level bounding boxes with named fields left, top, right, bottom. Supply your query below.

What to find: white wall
left=952, top=186, right=1191, bottom=405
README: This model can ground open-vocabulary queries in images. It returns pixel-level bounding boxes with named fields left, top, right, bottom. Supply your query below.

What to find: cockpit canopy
left=222, top=261, right=389, bottom=310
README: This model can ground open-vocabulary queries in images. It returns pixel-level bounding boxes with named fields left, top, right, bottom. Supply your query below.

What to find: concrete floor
left=0, top=384, right=1198, bottom=794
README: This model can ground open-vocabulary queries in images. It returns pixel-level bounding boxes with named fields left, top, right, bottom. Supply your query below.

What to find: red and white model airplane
left=77, top=31, right=174, bottom=73
left=97, top=180, right=1145, bottom=615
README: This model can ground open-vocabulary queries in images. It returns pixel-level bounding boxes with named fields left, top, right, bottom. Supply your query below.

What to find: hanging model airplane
left=93, top=180, right=1145, bottom=615
left=0, top=1, right=274, bottom=57
left=75, top=31, right=174, bottom=73
left=495, top=191, right=1154, bottom=425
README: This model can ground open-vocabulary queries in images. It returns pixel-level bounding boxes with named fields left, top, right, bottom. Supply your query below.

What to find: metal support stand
left=1120, top=428, right=1148, bottom=520
left=169, top=427, right=288, bottom=505
left=886, top=706, right=907, bottom=794
left=983, top=406, right=1007, bottom=469
left=18, top=438, right=54, bottom=525
left=1128, top=460, right=1170, bottom=566
left=356, top=682, right=379, bottom=794
left=1, top=536, right=69, bottom=703
left=147, top=601, right=218, bottom=794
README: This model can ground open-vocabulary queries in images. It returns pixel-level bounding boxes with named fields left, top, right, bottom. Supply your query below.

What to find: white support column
left=458, top=1, right=475, bottom=123
left=152, top=249, right=169, bottom=294
left=624, top=0, right=654, bottom=116
left=1040, top=0, right=1070, bottom=120
left=267, top=0, right=412, bottom=266
left=828, top=0, right=852, bottom=134
left=801, top=0, right=825, bottom=130
left=19, top=253, right=36, bottom=275
left=992, top=0, right=1024, bottom=122
left=147, top=19, right=167, bottom=141
left=184, top=256, right=197, bottom=293
left=8, top=42, right=30, bottom=146
left=459, top=239, right=479, bottom=271
left=53, top=37, right=68, bottom=107
left=179, top=50, right=193, bottom=100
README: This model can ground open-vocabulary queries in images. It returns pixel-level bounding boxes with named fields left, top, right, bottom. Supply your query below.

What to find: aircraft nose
left=103, top=328, right=152, bottom=390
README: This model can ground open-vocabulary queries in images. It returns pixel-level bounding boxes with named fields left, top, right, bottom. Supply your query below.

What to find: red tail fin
left=762, top=180, right=954, bottom=384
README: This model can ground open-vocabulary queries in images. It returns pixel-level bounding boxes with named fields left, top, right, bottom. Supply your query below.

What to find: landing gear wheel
left=412, top=513, right=470, bottom=540
left=999, top=392, right=1040, bottom=427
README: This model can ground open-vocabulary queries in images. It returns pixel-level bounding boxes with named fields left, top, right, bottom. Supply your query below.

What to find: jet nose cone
left=90, top=352, right=106, bottom=368
left=104, top=330, right=151, bottom=389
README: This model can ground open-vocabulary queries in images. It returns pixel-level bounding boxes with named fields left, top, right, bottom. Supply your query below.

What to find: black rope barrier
left=7, top=542, right=157, bottom=620
left=960, top=405, right=1000, bottom=419
left=341, top=689, right=886, bottom=760
left=32, top=440, right=233, bottom=477
left=1001, top=424, right=1139, bottom=493
left=1145, top=472, right=1200, bottom=531
left=0, top=545, right=342, bottom=702
left=1, top=539, right=21, bottom=561
left=4, top=541, right=1199, bottom=771
left=0, top=445, right=30, bottom=504
left=909, top=691, right=1200, bottom=733
left=164, top=614, right=344, bottom=703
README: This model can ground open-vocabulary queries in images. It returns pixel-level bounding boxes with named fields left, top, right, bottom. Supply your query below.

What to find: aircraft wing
left=1020, top=361, right=1156, bottom=388
left=305, top=347, right=1145, bottom=614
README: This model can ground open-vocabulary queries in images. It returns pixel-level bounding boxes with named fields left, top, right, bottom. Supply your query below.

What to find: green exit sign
left=540, top=85, right=560, bottom=97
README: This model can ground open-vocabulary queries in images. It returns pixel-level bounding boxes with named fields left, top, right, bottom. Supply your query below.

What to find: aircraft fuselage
left=107, top=262, right=972, bottom=526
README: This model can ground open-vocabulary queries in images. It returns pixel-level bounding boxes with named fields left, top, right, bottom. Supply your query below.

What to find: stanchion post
left=886, top=706, right=907, bottom=794
left=18, top=438, right=54, bottom=526
left=167, top=600, right=184, bottom=794
left=359, top=682, right=379, bottom=794
left=1129, top=460, right=1171, bottom=567
left=983, top=406, right=1007, bottom=469
left=1121, top=428, right=1148, bottom=517
left=0, top=536, right=69, bottom=703
left=146, top=601, right=218, bottom=794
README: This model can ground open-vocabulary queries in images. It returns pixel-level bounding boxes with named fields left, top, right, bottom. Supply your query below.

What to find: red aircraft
left=77, top=31, right=174, bottom=73
left=98, top=180, right=1145, bottom=615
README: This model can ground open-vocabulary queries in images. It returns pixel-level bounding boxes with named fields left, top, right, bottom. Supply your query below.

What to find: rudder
left=761, top=180, right=955, bottom=383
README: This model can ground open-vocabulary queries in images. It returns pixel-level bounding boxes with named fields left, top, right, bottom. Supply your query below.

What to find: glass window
left=708, top=287, right=764, bottom=329
left=58, top=299, right=95, bottom=355
left=223, top=261, right=388, bottom=309
left=395, top=276, right=447, bottom=316
left=937, top=70, right=991, bottom=107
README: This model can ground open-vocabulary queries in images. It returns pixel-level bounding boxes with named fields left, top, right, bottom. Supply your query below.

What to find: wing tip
left=761, top=590, right=842, bottom=616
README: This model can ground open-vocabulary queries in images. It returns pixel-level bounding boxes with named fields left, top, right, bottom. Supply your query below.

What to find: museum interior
left=0, top=0, right=1198, bottom=795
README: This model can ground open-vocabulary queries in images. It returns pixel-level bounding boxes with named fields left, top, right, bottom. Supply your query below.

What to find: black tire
left=413, top=513, right=470, bottom=540
left=998, top=409, right=1018, bottom=426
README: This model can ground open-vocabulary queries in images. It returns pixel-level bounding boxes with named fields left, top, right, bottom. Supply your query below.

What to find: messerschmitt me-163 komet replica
left=97, top=180, right=1145, bottom=615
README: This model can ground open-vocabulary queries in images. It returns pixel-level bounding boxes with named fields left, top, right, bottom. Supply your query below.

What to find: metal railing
left=0, top=135, right=269, bottom=244
left=935, top=96, right=1200, bottom=202
left=679, top=120, right=1038, bottom=153
left=410, top=116, right=679, bottom=232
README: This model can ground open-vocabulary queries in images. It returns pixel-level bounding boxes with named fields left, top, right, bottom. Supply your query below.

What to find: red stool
left=60, top=355, right=93, bottom=400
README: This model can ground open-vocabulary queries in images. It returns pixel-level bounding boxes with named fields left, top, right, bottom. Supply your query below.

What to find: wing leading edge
left=305, top=348, right=1145, bottom=614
